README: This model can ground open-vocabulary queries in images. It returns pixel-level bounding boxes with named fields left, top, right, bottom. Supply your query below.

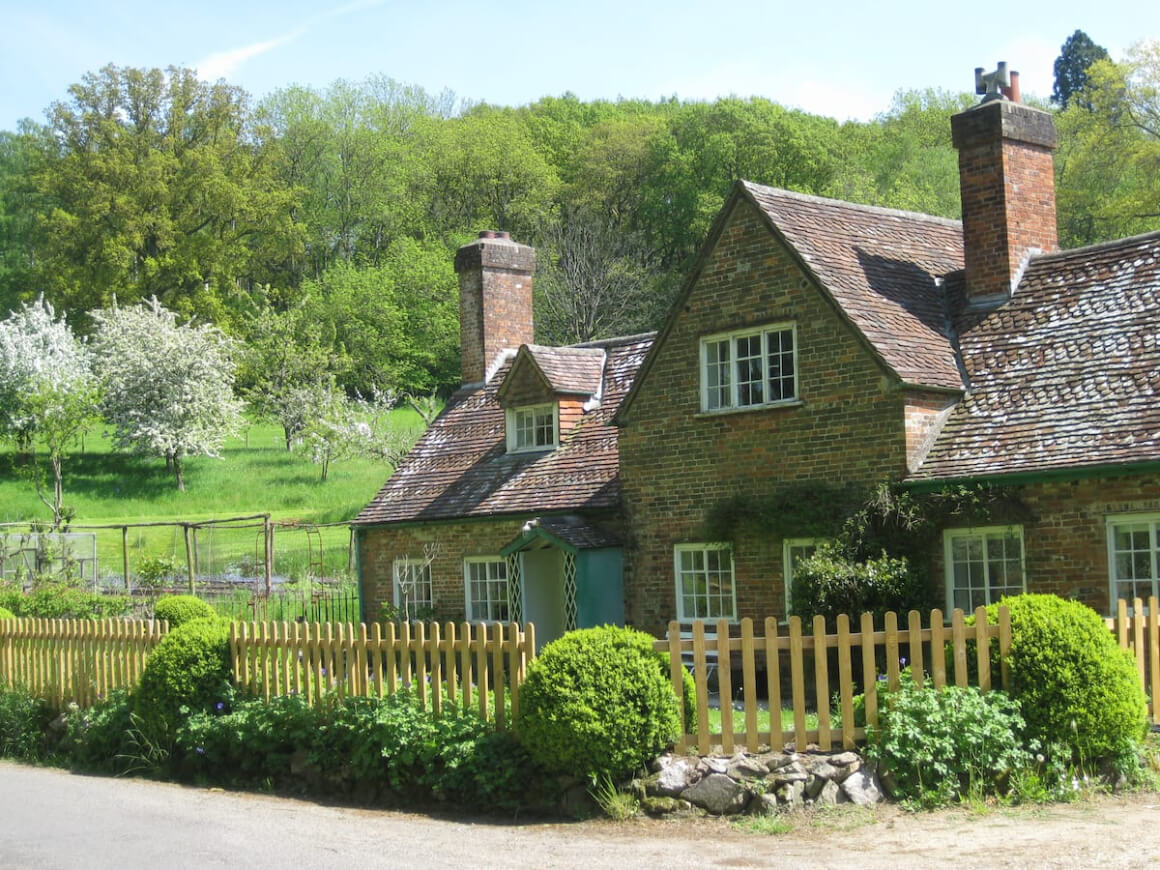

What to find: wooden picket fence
left=658, top=607, right=1011, bottom=755
left=0, top=617, right=168, bottom=707
left=1109, top=596, right=1160, bottom=719
left=230, top=620, right=535, bottom=729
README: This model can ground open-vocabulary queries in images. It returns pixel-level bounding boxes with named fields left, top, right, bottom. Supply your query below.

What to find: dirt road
left=0, top=761, right=1157, bottom=869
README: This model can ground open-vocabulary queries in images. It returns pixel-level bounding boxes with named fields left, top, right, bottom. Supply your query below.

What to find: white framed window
left=700, top=323, right=796, bottom=412
left=674, top=543, right=736, bottom=621
left=505, top=403, right=557, bottom=452
left=783, top=537, right=825, bottom=609
left=1107, top=514, right=1160, bottom=606
left=943, top=526, right=1025, bottom=612
left=464, top=557, right=510, bottom=622
left=392, top=557, right=433, bottom=618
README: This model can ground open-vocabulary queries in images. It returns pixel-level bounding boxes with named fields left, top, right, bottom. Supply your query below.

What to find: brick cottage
left=354, top=69, right=1160, bottom=642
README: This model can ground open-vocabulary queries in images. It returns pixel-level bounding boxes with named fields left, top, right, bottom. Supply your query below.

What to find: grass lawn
left=705, top=706, right=821, bottom=735
left=0, top=412, right=425, bottom=585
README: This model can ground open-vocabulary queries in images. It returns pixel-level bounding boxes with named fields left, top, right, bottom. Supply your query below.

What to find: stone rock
left=840, top=768, right=884, bottom=806
left=648, top=757, right=698, bottom=797
left=681, top=773, right=749, bottom=815
left=640, top=796, right=693, bottom=816
left=756, top=752, right=791, bottom=770
left=727, top=755, right=769, bottom=779
left=816, top=778, right=846, bottom=806
left=828, top=751, right=860, bottom=767
left=701, top=756, right=730, bottom=775
left=775, top=779, right=805, bottom=807
left=805, top=760, right=839, bottom=780
left=804, top=774, right=826, bottom=800
left=749, top=793, right=781, bottom=816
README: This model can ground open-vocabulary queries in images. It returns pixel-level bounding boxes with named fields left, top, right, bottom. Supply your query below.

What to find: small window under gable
left=700, top=322, right=797, bottom=412
left=506, top=403, right=557, bottom=452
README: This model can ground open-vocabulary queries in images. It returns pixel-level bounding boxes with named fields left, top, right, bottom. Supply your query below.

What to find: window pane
left=766, top=328, right=795, bottom=401
left=704, top=340, right=730, bottom=409
left=735, top=334, right=764, bottom=406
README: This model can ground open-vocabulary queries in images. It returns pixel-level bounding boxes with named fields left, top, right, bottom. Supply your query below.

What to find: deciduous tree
left=90, top=297, right=243, bottom=490
left=0, top=296, right=97, bottom=526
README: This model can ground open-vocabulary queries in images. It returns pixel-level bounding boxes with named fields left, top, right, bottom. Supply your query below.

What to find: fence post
left=183, top=524, right=195, bottom=593
left=122, top=526, right=130, bottom=592
left=264, top=516, right=273, bottom=596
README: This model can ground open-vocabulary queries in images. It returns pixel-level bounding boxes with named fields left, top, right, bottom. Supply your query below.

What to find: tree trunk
left=174, top=455, right=185, bottom=491
left=51, top=453, right=64, bottom=529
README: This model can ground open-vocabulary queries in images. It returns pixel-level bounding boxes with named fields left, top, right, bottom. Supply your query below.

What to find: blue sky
left=2, top=1, right=1158, bottom=131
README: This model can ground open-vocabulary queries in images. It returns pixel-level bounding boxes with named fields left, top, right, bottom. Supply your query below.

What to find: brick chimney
left=454, top=231, right=535, bottom=385
left=951, top=66, right=1057, bottom=302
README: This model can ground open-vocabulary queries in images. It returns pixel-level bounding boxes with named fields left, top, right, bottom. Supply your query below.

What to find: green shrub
left=0, top=585, right=131, bottom=619
left=57, top=690, right=137, bottom=773
left=153, top=595, right=216, bottom=629
left=134, top=617, right=231, bottom=736
left=516, top=625, right=681, bottom=780
left=983, top=594, right=1148, bottom=768
left=790, top=542, right=929, bottom=625
left=0, top=687, right=52, bottom=761
left=0, top=605, right=15, bottom=619
left=177, top=690, right=318, bottom=785
left=866, top=679, right=1032, bottom=807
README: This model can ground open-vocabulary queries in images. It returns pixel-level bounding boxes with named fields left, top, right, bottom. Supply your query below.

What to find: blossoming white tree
left=0, top=296, right=98, bottom=526
left=90, top=297, right=243, bottom=491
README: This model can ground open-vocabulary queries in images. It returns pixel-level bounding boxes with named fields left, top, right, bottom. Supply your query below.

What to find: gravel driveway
left=1, top=761, right=1158, bottom=869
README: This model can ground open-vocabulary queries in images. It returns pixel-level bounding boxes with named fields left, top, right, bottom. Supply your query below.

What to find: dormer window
left=700, top=323, right=796, bottom=411
left=507, top=403, right=557, bottom=452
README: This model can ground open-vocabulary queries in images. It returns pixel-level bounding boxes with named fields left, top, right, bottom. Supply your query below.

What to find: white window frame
left=674, top=543, right=737, bottom=622
left=1106, top=513, right=1160, bottom=608
left=392, top=557, right=433, bottom=618
left=505, top=403, right=558, bottom=452
left=783, top=537, right=825, bottom=611
left=699, top=322, right=797, bottom=412
left=942, top=525, right=1026, bottom=613
left=463, top=556, right=510, bottom=623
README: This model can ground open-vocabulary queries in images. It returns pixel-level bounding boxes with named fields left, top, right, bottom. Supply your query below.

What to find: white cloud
left=195, top=31, right=302, bottom=82
left=193, top=0, right=385, bottom=83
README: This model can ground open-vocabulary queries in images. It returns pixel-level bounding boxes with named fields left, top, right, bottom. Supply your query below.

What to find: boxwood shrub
left=986, top=594, right=1148, bottom=767
left=153, top=594, right=216, bottom=628
left=516, top=625, right=681, bottom=780
left=0, top=605, right=15, bottom=619
left=134, top=616, right=231, bottom=736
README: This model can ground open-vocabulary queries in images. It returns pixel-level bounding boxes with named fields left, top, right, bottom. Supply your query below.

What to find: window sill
left=695, top=399, right=803, bottom=419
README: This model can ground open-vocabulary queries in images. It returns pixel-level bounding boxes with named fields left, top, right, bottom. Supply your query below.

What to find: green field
left=0, top=412, right=424, bottom=588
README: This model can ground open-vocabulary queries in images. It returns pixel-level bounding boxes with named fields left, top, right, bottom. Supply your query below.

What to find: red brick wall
left=618, top=199, right=912, bottom=636
left=903, top=390, right=958, bottom=472
left=951, top=100, right=1057, bottom=301
left=359, top=519, right=524, bottom=624
left=930, top=472, right=1160, bottom=616
left=358, top=512, right=621, bottom=624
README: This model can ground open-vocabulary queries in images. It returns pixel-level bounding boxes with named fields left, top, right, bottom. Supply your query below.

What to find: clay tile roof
left=742, top=182, right=966, bottom=390
left=522, top=345, right=606, bottom=396
left=911, top=231, right=1160, bottom=481
left=353, top=333, right=654, bottom=525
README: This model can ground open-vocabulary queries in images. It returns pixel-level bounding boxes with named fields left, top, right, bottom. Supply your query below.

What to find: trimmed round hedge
left=153, top=594, right=216, bottom=628
left=516, top=625, right=681, bottom=780
left=987, top=594, right=1148, bottom=764
left=0, top=606, right=15, bottom=620
left=135, top=617, right=231, bottom=735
